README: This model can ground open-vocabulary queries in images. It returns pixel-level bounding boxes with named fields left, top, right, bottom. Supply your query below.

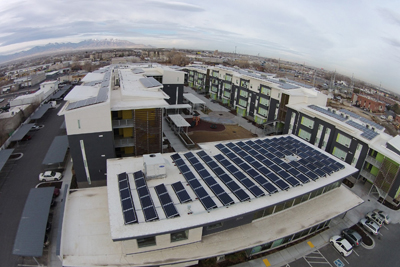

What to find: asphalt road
left=288, top=223, right=400, bottom=267
left=0, top=103, right=65, bottom=266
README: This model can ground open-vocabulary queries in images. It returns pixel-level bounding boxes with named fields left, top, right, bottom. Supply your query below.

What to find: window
left=171, top=230, right=189, bottom=242
left=198, top=74, right=203, bottom=79
left=238, top=99, right=247, bottom=107
left=240, top=90, right=248, bottom=98
left=189, top=71, right=193, bottom=75
left=206, top=222, right=223, bottom=230
left=314, top=125, right=323, bottom=146
left=224, top=83, right=232, bottom=90
left=321, top=128, right=331, bottom=150
left=259, top=97, right=270, bottom=106
left=261, top=86, right=271, bottom=96
left=258, top=107, right=268, bottom=117
left=298, top=129, right=311, bottom=141
left=223, top=91, right=231, bottom=98
left=336, top=133, right=351, bottom=147
left=211, top=86, right=218, bottom=93
left=332, top=147, right=347, bottom=160
left=240, top=80, right=249, bottom=88
left=351, top=144, right=362, bottom=166
left=225, top=75, right=232, bottom=82
left=301, top=117, right=314, bottom=128
left=213, top=71, right=218, bottom=77
left=137, top=237, right=156, bottom=248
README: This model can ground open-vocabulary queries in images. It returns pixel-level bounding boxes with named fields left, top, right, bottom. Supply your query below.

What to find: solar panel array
left=346, top=120, right=379, bottom=140
left=154, top=184, right=179, bottom=218
left=118, top=172, right=138, bottom=224
left=139, top=77, right=162, bottom=88
left=339, top=109, right=384, bottom=130
left=184, top=152, right=235, bottom=206
left=308, top=105, right=347, bottom=121
left=171, top=154, right=218, bottom=211
left=133, top=171, right=159, bottom=222
left=171, top=181, right=192, bottom=203
left=132, top=68, right=145, bottom=74
left=66, top=70, right=111, bottom=111
left=197, top=151, right=251, bottom=202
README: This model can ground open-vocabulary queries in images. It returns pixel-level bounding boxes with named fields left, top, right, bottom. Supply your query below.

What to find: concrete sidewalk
left=234, top=181, right=399, bottom=267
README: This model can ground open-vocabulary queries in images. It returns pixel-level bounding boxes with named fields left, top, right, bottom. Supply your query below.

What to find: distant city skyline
left=0, top=0, right=399, bottom=92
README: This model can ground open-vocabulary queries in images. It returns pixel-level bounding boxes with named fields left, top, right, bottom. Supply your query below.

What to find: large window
left=259, top=97, right=270, bottom=106
left=301, top=116, right=314, bottom=129
left=225, top=74, right=232, bottom=82
left=223, top=91, right=231, bottom=98
left=261, top=86, right=271, bottom=96
left=224, top=83, right=232, bottom=90
left=171, top=230, right=189, bottom=242
left=198, top=73, right=203, bottom=79
left=258, top=107, right=268, bottom=117
left=206, top=222, right=223, bottom=230
left=336, top=133, right=351, bottom=148
left=240, top=80, right=249, bottom=88
left=314, top=125, right=323, bottom=146
left=332, top=147, right=347, bottom=161
left=240, top=90, right=248, bottom=98
left=238, top=99, right=247, bottom=107
left=213, top=71, right=219, bottom=77
left=298, top=129, right=311, bottom=141
left=321, top=128, right=331, bottom=150
left=211, top=86, right=218, bottom=93
left=137, top=237, right=156, bottom=248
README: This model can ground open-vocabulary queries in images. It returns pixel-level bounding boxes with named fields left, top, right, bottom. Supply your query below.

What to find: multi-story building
left=283, top=104, right=400, bottom=204
left=185, top=65, right=327, bottom=133
left=59, top=64, right=185, bottom=187
left=60, top=135, right=362, bottom=266
left=352, top=93, right=385, bottom=113
left=185, top=65, right=208, bottom=93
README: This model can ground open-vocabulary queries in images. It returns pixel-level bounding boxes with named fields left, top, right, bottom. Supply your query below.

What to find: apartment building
left=352, top=93, right=385, bottom=113
left=59, top=64, right=184, bottom=187
left=185, top=65, right=327, bottom=133
left=186, top=65, right=208, bottom=93
left=60, top=135, right=362, bottom=266
left=283, top=104, right=400, bottom=204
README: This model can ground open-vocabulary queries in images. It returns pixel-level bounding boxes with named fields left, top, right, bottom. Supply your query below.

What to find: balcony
left=112, top=119, right=134, bottom=129
left=114, top=137, right=134, bottom=148
left=365, top=155, right=382, bottom=168
left=360, top=169, right=377, bottom=183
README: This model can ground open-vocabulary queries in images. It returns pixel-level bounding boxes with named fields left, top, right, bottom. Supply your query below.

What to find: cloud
left=382, top=37, right=400, bottom=48
left=377, top=8, right=400, bottom=26
left=148, top=1, right=205, bottom=12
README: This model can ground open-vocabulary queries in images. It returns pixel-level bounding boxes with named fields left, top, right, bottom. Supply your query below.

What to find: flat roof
left=42, top=135, right=69, bottom=165
left=61, top=185, right=362, bottom=266
left=31, top=103, right=52, bottom=120
left=183, top=93, right=205, bottom=105
left=106, top=135, right=357, bottom=241
left=164, top=104, right=192, bottom=110
left=50, top=88, right=69, bottom=100
left=81, top=72, right=105, bottom=82
left=9, top=123, right=35, bottom=142
left=13, top=187, right=54, bottom=257
left=168, top=114, right=191, bottom=127
left=0, top=149, right=14, bottom=171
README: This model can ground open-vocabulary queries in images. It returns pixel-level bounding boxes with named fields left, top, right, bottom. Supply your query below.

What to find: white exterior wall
left=10, top=92, right=43, bottom=107
left=161, top=69, right=185, bottom=85
left=121, top=227, right=203, bottom=254
left=64, top=103, right=112, bottom=135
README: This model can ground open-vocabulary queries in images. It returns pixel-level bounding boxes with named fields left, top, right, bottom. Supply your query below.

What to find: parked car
left=359, top=218, right=380, bottom=235
left=366, top=212, right=384, bottom=227
left=341, top=228, right=362, bottom=246
left=373, top=209, right=390, bottom=224
left=330, top=235, right=353, bottom=256
left=39, top=171, right=63, bottom=182
left=30, top=124, right=44, bottom=131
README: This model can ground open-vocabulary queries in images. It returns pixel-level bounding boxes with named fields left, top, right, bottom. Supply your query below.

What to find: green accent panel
left=277, top=122, right=284, bottom=129
left=370, top=166, right=379, bottom=176
left=376, top=152, right=384, bottom=163
left=189, top=82, right=193, bottom=87
left=236, top=107, right=246, bottom=117
left=254, top=116, right=266, bottom=124
left=394, top=186, right=400, bottom=199
left=211, top=93, right=217, bottom=100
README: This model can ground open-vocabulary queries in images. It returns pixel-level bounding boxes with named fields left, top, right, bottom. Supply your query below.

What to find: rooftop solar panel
left=139, top=77, right=163, bottom=88
left=308, top=105, right=347, bottom=121
left=133, top=171, right=159, bottom=222
left=154, top=184, right=179, bottom=218
left=171, top=182, right=192, bottom=203
left=117, top=172, right=137, bottom=224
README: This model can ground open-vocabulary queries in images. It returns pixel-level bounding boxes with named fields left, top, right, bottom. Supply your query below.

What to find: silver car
left=373, top=209, right=390, bottom=224
left=359, top=218, right=380, bottom=235
left=365, top=212, right=384, bottom=227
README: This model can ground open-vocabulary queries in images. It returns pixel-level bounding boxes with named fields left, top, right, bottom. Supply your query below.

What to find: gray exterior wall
left=162, top=84, right=184, bottom=105
left=68, top=131, right=116, bottom=187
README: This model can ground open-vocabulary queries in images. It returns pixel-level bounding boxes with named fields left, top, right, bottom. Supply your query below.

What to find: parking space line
left=304, top=249, right=333, bottom=267
left=353, top=249, right=359, bottom=257
left=263, top=258, right=271, bottom=266
left=379, top=232, right=384, bottom=237
left=382, top=225, right=389, bottom=230
left=341, top=256, right=349, bottom=265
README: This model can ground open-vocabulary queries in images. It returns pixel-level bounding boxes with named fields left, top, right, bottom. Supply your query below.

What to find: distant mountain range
left=0, top=39, right=154, bottom=63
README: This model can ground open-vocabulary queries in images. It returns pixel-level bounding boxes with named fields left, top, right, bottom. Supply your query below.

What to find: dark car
left=342, top=228, right=362, bottom=246
left=21, top=135, right=32, bottom=141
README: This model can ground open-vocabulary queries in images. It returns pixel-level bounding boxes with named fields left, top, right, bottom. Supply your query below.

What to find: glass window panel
left=171, top=230, right=189, bottom=242
left=137, top=237, right=156, bottom=248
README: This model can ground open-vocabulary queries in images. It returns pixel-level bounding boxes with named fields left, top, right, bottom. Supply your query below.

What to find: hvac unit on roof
left=143, top=153, right=167, bottom=180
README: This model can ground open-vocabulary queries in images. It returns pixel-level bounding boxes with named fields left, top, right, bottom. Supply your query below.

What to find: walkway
left=233, top=181, right=400, bottom=267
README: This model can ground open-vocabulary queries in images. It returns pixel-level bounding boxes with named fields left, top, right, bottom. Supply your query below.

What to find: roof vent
left=143, top=153, right=167, bottom=180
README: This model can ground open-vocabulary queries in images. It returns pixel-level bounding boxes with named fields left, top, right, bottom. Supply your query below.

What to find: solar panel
left=346, top=120, right=379, bottom=140
left=117, top=172, right=137, bottom=224
left=133, top=171, right=159, bottom=222
left=171, top=182, right=192, bottom=203
left=140, top=77, right=162, bottom=88
left=170, top=154, right=217, bottom=211
left=154, top=184, right=179, bottom=218
left=197, top=151, right=251, bottom=202
left=308, top=105, right=347, bottom=121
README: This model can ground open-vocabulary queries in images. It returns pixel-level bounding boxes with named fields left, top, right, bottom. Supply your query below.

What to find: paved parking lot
left=287, top=223, right=399, bottom=267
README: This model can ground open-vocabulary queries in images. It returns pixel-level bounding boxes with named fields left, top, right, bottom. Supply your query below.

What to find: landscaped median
left=350, top=224, right=375, bottom=249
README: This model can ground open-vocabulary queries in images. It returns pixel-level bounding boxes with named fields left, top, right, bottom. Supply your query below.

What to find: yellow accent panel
left=263, top=258, right=271, bottom=266
left=124, top=147, right=134, bottom=154
left=123, top=128, right=133, bottom=137
left=122, top=110, right=132, bottom=119
left=307, top=241, right=314, bottom=248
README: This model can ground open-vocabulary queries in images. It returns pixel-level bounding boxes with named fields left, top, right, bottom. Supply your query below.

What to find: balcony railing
left=360, top=169, right=377, bottom=183
left=112, top=119, right=134, bottom=128
left=114, top=137, right=134, bottom=148
left=365, top=155, right=382, bottom=168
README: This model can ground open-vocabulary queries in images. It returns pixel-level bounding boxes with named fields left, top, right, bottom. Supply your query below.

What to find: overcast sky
left=0, top=0, right=399, bottom=92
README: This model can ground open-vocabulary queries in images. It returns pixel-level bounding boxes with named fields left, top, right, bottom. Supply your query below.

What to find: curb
left=358, top=227, right=375, bottom=249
